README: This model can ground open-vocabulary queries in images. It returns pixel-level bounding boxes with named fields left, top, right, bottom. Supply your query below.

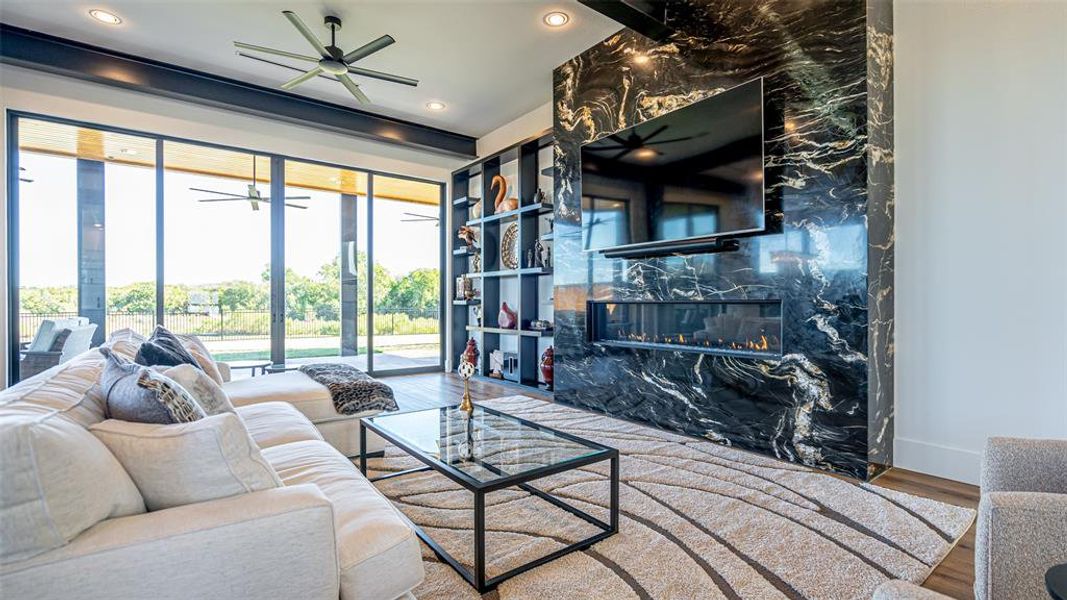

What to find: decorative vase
left=498, top=302, right=517, bottom=329
left=540, top=346, right=554, bottom=388
left=461, top=338, right=479, bottom=367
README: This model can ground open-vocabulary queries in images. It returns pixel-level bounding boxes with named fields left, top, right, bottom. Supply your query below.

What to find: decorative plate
left=500, top=222, right=519, bottom=269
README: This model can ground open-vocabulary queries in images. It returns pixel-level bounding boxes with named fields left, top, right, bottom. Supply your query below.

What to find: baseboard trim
left=894, top=437, right=981, bottom=485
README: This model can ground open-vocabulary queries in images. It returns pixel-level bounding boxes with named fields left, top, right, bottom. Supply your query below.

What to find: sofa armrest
left=0, top=484, right=339, bottom=600
left=872, top=580, right=953, bottom=600
left=217, top=361, right=232, bottom=382
left=981, top=436, right=1067, bottom=493
left=975, top=491, right=1067, bottom=600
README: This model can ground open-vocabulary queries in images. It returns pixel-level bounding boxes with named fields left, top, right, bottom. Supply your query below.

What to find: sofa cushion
left=100, top=349, right=205, bottom=424
left=262, top=440, right=425, bottom=600
left=0, top=348, right=108, bottom=428
left=224, top=371, right=340, bottom=423
left=236, top=402, right=323, bottom=449
left=134, top=325, right=200, bottom=370
left=161, top=364, right=234, bottom=416
left=0, top=414, right=146, bottom=564
left=176, top=334, right=225, bottom=385
left=90, top=413, right=282, bottom=511
left=104, top=328, right=146, bottom=360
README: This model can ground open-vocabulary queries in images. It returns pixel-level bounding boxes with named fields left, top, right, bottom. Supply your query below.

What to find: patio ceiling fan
left=190, top=155, right=309, bottom=211
left=234, top=11, right=418, bottom=106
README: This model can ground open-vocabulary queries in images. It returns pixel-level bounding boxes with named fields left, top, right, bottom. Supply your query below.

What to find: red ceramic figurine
left=461, top=338, right=479, bottom=366
left=498, top=302, right=517, bottom=329
left=540, top=346, right=554, bottom=389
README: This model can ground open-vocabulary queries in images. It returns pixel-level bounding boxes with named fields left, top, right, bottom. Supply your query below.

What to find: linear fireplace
left=588, top=300, right=783, bottom=359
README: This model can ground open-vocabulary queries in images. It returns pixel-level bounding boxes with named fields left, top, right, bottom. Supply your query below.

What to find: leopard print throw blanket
left=298, top=363, right=398, bottom=415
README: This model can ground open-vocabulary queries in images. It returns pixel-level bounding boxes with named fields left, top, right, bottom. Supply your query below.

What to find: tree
left=107, top=282, right=156, bottom=313
left=216, top=280, right=269, bottom=311
left=382, top=268, right=439, bottom=312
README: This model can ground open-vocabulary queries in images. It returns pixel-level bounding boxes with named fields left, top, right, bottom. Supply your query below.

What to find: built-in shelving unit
left=450, top=130, right=555, bottom=391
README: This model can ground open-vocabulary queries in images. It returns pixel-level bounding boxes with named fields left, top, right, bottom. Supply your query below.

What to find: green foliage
left=381, top=268, right=439, bottom=312
left=19, top=287, right=77, bottom=313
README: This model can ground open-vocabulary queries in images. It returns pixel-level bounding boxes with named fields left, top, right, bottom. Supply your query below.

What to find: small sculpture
left=498, top=302, right=517, bottom=329
left=457, top=358, right=476, bottom=416
left=533, top=238, right=546, bottom=268
left=525, top=248, right=535, bottom=268
left=488, top=349, right=504, bottom=379
left=470, top=253, right=481, bottom=273
left=540, top=346, right=554, bottom=389
left=455, top=276, right=471, bottom=300
left=470, top=199, right=482, bottom=219
left=491, top=175, right=518, bottom=213
left=458, top=225, right=478, bottom=248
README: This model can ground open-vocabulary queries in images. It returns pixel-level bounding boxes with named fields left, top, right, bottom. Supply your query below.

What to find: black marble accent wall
left=552, top=0, right=894, bottom=480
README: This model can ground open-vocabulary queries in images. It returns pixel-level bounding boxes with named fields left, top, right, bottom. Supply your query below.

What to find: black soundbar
left=601, top=238, right=740, bottom=259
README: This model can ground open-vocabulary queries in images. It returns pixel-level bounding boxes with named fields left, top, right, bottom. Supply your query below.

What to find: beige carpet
left=366, top=396, right=975, bottom=600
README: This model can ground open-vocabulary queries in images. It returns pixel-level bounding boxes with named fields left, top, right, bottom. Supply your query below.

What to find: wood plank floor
left=380, top=371, right=980, bottom=599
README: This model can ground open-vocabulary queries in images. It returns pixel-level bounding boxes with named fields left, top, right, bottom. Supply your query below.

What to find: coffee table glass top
left=365, top=404, right=611, bottom=485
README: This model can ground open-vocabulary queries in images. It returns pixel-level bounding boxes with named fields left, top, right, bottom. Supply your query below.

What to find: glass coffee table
left=359, top=404, right=619, bottom=593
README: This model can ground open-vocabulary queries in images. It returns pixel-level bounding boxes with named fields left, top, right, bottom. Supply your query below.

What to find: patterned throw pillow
left=176, top=333, right=225, bottom=385
left=100, top=348, right=206, bottom=424
left=161, top=364, right=234, bottom=416
left=134, top=325, right=201, bottom=369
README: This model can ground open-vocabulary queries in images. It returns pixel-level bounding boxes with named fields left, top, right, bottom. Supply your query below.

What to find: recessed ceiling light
left=635, top=148, right=658, bottom=160
left=543, top=11, right=570, bottom=28
left=89, top=9, right=123, bottom=25
left=119, top=148, right=137, bottom=155
left=426, top=101, right=446, bottom=111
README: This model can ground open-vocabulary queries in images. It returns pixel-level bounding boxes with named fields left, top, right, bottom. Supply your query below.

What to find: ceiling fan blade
left=346, top=65, right=418, bottom=87
left=281, top=66, right=325, bottom=90
left=336, top=74, right=371, bottom=105
left=342, top=34, right=395, bottom=64
left=251, top=200, right=260, bottom=211
left=284, top=203, right=309, bottom=209
left=259, top=196, right=312, bottom=201
left=402, top=212, right=437, bottom=219
left=589, top=144, right=628, bottom=151
left=233, top=42, right=319, bottom=63
left=189, top=187, right=247, bottom=198
left=197, top=198, right=248, bottom=203
left=611, top=148, right=636, bottom=160
left=646, top=135, right=699, bottom=145
left=642, top=125, right=670, bottom=143
left=238, top=52, right=329, bottom=77
left=282, top=10, right=331, bottom=58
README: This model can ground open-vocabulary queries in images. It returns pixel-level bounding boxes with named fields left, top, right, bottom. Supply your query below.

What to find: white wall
left=0, top=65, right=465, bottom=383
left=894, top=1, right=1067, bottom=484
left=475, top=101, right=552, bottom=157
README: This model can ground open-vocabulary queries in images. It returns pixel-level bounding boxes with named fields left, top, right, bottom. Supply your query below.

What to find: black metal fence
left=19, top=308, right=439, bottom=343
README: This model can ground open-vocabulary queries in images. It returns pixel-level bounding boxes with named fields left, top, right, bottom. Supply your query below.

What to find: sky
left=18, top=152, right=440, bottom=289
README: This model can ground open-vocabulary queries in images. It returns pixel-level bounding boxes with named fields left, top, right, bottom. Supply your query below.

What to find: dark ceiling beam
left=577, top=1, right=675, bottom=42
left=0, top=24, right=476, bottom=158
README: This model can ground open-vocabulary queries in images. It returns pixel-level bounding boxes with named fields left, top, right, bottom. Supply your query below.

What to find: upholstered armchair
left=19, top=321, right=98, bottom=379
left=873, top=436, right=1067, bottom=600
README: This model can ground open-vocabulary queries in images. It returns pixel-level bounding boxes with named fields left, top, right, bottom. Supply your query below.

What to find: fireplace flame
left=619, top=331, right=776, bottom=354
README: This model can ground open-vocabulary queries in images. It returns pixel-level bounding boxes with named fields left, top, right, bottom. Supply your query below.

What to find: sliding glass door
left=8, top=112, right=444, bottom=383
left=282, top=161, right=368, bottom=363
left=162, top=142, right=272, bottom=361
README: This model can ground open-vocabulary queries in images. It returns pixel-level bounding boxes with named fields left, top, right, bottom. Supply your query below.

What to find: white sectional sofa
left=0, top=348, right=424, bottom=600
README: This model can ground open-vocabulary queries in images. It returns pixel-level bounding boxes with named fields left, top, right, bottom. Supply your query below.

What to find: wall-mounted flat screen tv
left=580, top=77, right=765, bottom=253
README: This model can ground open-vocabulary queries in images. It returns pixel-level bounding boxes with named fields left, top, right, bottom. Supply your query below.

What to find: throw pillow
left=46, top=328, right=72, bottom=352
left=105, top=328, right=147, bottom=359
left=100, top=348, right=206, bottom=424
left=176, top=333, right=225, bottom=385
left=134, top=325, right=200, bottom=369
left=0, top=415, right=145, bottom=564
left=161, top=363, right=234, bottom=416
left=89, top=413, right=282, bottom=511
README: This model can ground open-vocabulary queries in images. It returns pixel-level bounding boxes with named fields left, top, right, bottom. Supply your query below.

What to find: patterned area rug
left=366, top=396, right=974, bottom=600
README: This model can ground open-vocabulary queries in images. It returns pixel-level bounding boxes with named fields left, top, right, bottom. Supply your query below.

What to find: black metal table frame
left=359, top=405, right=620, bottom=593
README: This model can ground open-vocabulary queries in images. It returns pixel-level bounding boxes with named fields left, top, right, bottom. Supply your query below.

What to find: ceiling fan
left=190, top=155, right=309, bottom=211
left=234, top=11, right=418, bottom=106
left=400, top=212, right=439, bottom=227
left=590, top=125, right=704, bottom=160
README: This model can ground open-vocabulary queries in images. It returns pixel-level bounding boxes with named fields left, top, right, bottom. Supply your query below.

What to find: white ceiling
left=0, top=0, right=619, bottom=138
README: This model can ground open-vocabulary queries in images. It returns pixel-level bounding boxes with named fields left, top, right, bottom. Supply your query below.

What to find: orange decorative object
left=491, top=175, right=518, bottom=213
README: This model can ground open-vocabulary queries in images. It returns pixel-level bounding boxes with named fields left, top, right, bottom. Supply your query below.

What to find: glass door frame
left=6, top=110, right=446, bottom=383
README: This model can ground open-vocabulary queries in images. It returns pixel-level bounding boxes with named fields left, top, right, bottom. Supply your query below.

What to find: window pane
left=163, top=142, right=271, bottom=361
left=371, top=175, right=442, bottom=370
